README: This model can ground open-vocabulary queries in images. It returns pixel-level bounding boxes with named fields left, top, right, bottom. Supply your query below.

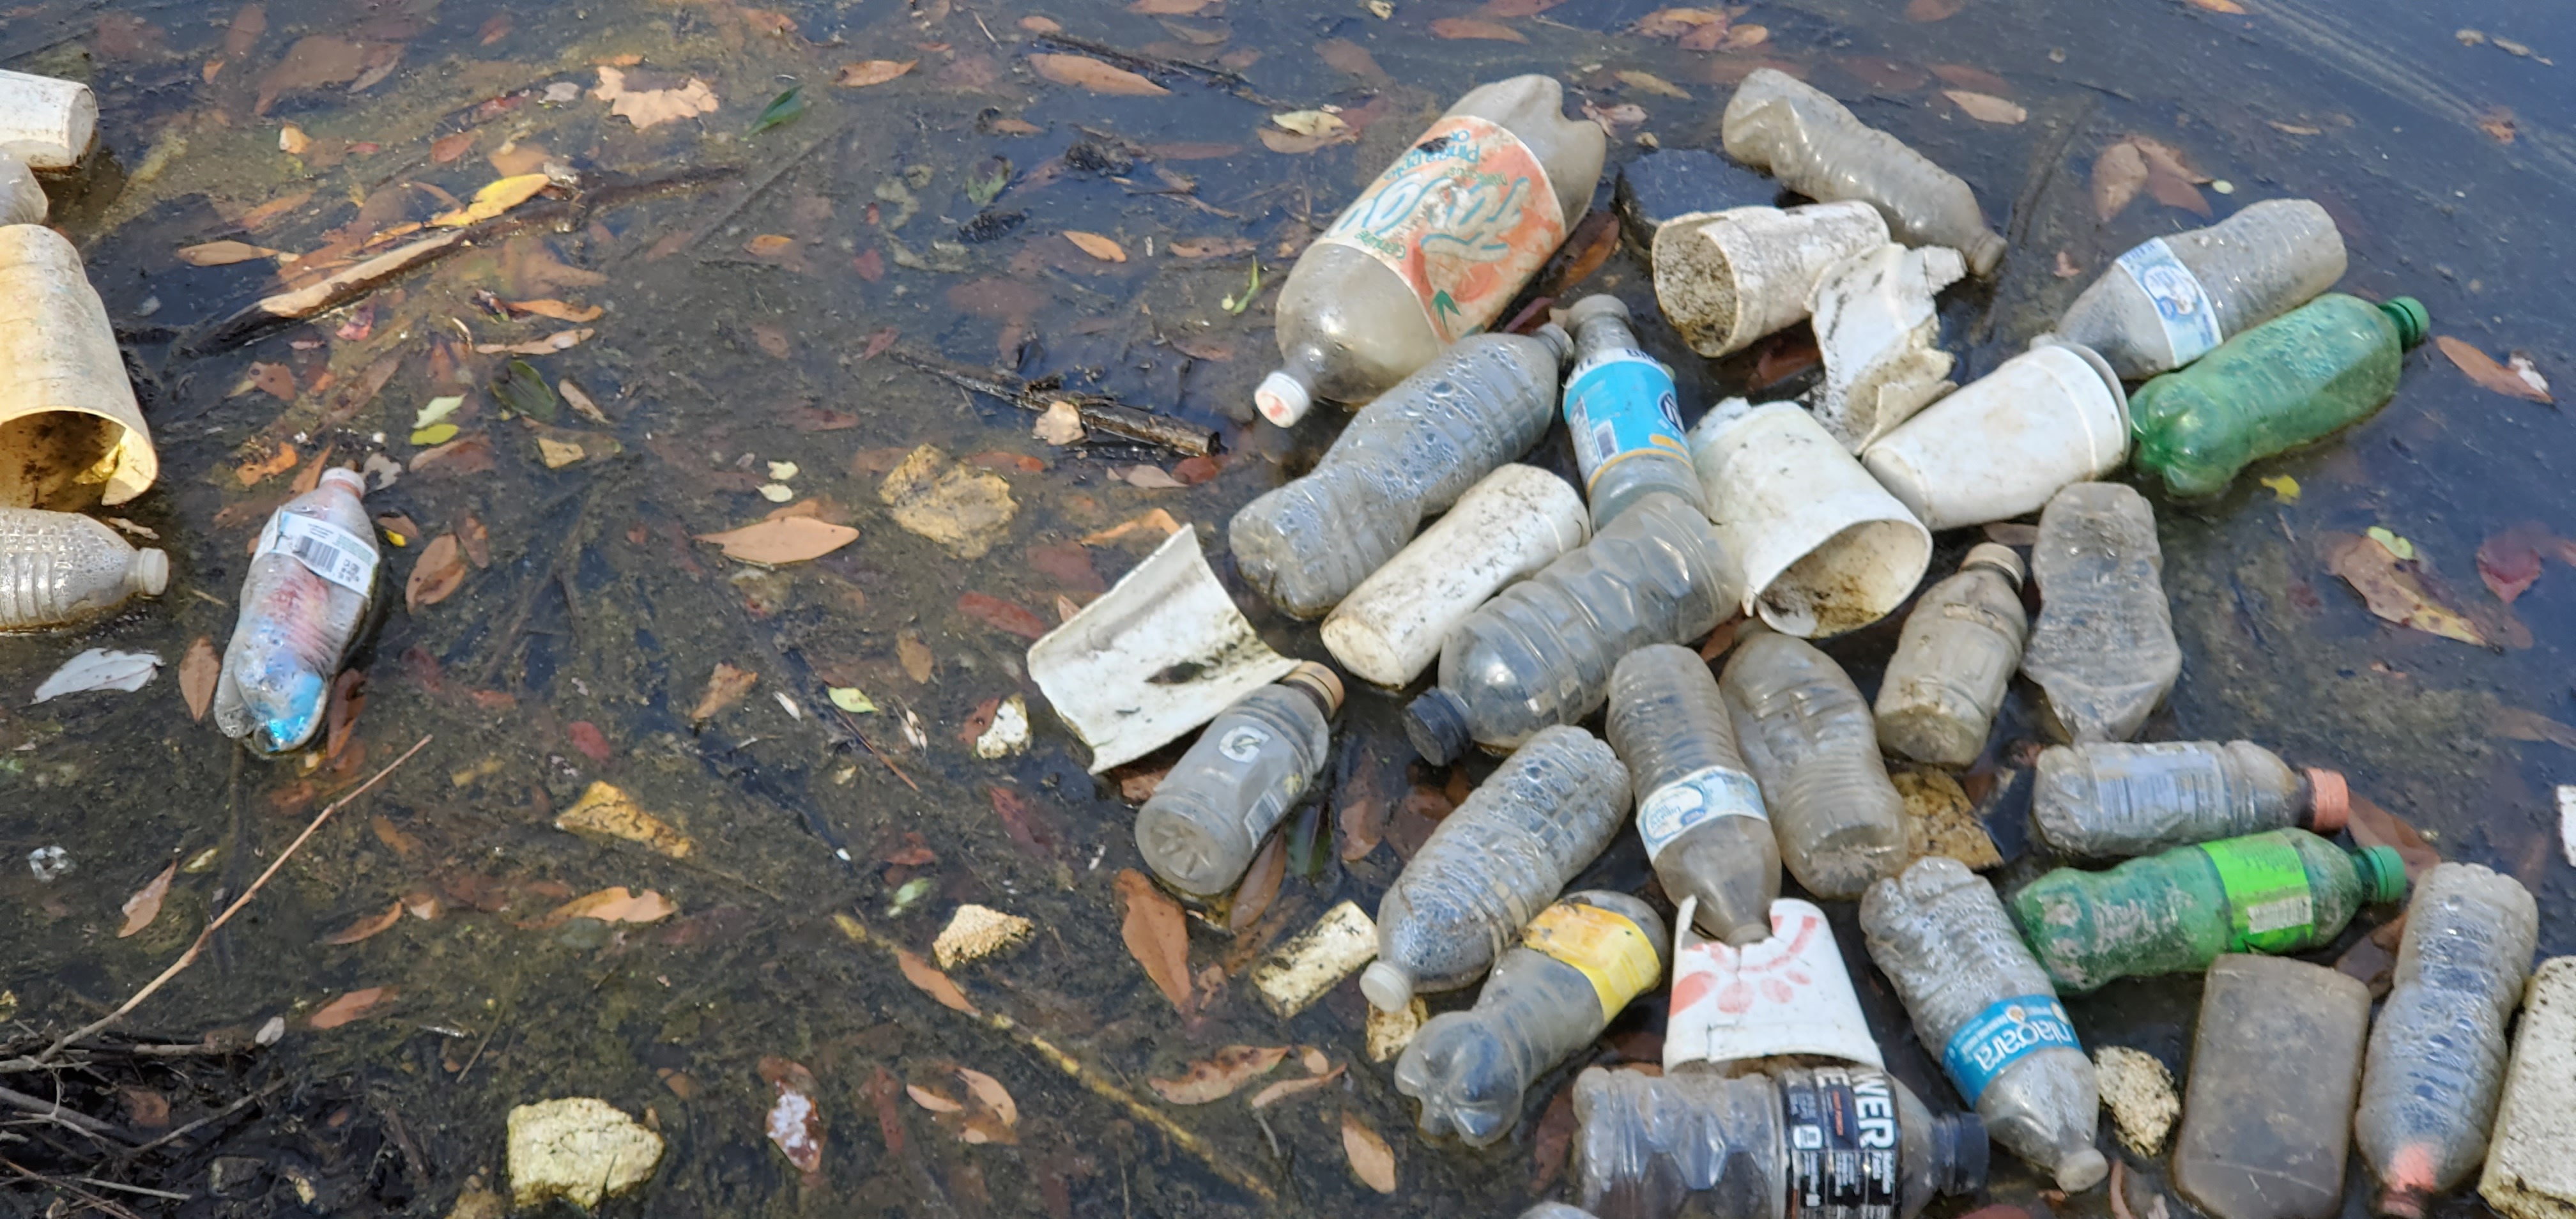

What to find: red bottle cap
left=2304, top=768, right=2350, bottom=834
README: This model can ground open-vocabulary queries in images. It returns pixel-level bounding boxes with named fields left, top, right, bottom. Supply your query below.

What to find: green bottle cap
left=2380, top=296, right=2430, bottom=349
left=2356, top=845, right=2409, bottom=903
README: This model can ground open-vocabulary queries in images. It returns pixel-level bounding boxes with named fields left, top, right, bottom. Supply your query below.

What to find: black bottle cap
left=1931, top=1112, right=1989, bottom=1197
left=1404, top=687, right=1471, bottom=766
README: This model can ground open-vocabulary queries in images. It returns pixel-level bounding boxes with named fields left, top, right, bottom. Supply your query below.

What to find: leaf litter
left=1148, top=1046, right=1289, bottom=1104
left=2437, top=336, right=2554, bottom=403
left=1115, top=868, right=1195, bottom=1014
left=2325, top=532, right=2492, bottom=647
left=118, top=862, right=176, bottom=939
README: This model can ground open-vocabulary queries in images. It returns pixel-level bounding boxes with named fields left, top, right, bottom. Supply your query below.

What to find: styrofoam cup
left=1651, top=201, right=1887, bottom=358
left=1689, top=399, right=1929, bottom=638
left=1664, top=896, right=1886, bottom=1071
left=1861, top=341, right=2130, bottom=532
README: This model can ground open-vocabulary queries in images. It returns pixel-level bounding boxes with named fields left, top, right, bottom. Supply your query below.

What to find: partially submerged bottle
left=2032, top=740, right=2349, bottom=860
left=1406, top=493, right=1737, bottom=764
left=2174, top=956, right=2372, bottom=1219
left=1720, top=68, right=2005, bottom=277
left=215, top=468, right=379, bottom=755
left=0, top=508, right=168, bottom=629
left=1320, top=464, right=1588, bottom=688
left=2356, top=862, right=2539, bottom=1219
left=1605, top=645, right=1777, bottom=946
left=2018, top=482, right=2179, bottom=743
left=1134, top=663, right=1344, bottom=897
left=2011, top=827, right=2407, bottom=992
left=1561, top=295, right=1706, bottom=530
left=1719, top=625, right=1907, bottom=900
left=2128, top=293, right=2428, bottom=499
left=1395, top=891, right=1670, bottom=1146
left=1259, top=75, right=1607, bottom=425
left=1861, top=857, right=2106, bottom=1192
left=0, top=153, right=43, bottom=226
left=1364, top=725, right=1630, bottom=1011
left=1874, top=544, right=2027, bottom=767
left=2051, top=199, right=2347, bottom=378
left=1232, top=326, right=1571, bottom=619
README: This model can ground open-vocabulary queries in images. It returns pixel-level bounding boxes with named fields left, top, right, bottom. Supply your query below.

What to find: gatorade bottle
left=1561, top=295, right=1706, bottom=530
left=1133, top=664, right=1343, bottom=897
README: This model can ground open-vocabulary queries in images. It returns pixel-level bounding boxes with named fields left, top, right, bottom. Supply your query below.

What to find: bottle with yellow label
left=1394, top=891, right=1669, bottom=1147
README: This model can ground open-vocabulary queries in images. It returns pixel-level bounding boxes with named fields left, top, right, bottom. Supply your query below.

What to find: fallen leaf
left=2260, top=474, right=2301, bottom=504
left=532, top=886, right=678, bottom=927
left=568, top=721, right=611, bottom=764
left=556, top=781, right=696, bottom=858
left=2131, top=137, right=2211, bottom=183
left=1906, top=0, right=1965, bottom=19
left=691, top=663, right=758, bottom=722
left=1121, top=465, right=1187, bottom=489
left=33, top=649, right=160, bottom=703
left=837, top=59, right=917, bottom=87
left=2092, top=141, right=2147, bottom=222
left=535, top=435, right=585, bottom=469
left=2479, top=525, right=2551, bottom=603
left=118, top=862, right=176, bottom=938
left=1944, top=90, right=2027, bottom=123
left=1064, top=231, right=1128, bottom=262
left=321, top=900, right=404, bottom=946
left=593, top=66, right=721, bottom=130
left=559, top=379, right=609, bottom=424
left=954, top=1068, right=1018, bottom=1144
left=1341, top=1111, right=1397, bottom=1193
left=896, top=947, right=980, bottom=1014
left=430, top=131, right=475, bottom=164
left=2437, top=336, right=2554, bottom=403
left=1249, top=1063, right=1345, bottom=1108
left=411, top=424, right=460, bottom=447
left=1635, top=7, right=1728, bottom=38
left=1029, top=53, right=1170, bottom=96
left=431, top=174, right=551, bottom=228
left=2182, top=0, right=2248, bottom=13
left=2343, top=793, right=2441, bottom=880
left=2326, top=532, right=2489, bottom=647
left=178, top=636, right=218, bottom=722
left=2367, top=526, right=2416, bottom=561
left=2145, top=162, right=2212, bottom=216
left=1530, top=1087, right=1577, bottom=1190
left=1032, top=400, right=1085, bottom=445
left=1114, top=869, right=1194, bottom=1014
left=908, top=1083, right=965, bottom=1113
left=307, top=986, right=396, bottom=1029
left=958, top=592, right=1050, bottom=639
left=2477, top=107, right=2517, bottom=144
left=1148, top=1046, right=1290, bottom=1104
left=406, top=535, right=466, bottom=610
left=1229, top=834, right=1284, bottom=931
left=473, top=328, right=592, bottom=356
left=762, top=1057, right=825, bottom=1179
left=1616, top=70, right=1691, bottom=99
left=1168, top=236, right=1254, bottom=258
left=178, top=240, right=289, bottom=266
left=695, top=517, right=861, bottom=564
left=459, top=513, right=491, bottom=567
left=879, top=445, right=1017, bottom=559
left=1082, top=509, right=1183, bottom=546
left=1430, top=17, right=1525, bottom=40
left=510, top=298, right=605, bottom=323
left=2493, top=706, right=2576, bottom=749
left=1130, top=0, right=1211, bottom=10
left=749, top=86, right=806, bottom=137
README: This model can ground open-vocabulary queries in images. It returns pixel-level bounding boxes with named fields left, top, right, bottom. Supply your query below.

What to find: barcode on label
left=2244, top=895, right=2313, bottom=935
left=258, top=512, right=378, bottom=596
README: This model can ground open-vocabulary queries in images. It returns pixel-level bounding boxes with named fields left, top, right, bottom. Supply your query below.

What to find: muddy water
left=1, top=0, right=2571, bottom=1214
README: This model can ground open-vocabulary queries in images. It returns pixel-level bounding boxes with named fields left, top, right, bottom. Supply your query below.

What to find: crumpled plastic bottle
left=1873, top=543, right=2026, bottom=768
left=2018, top=482, right=2179, bottom=744
left=1719, top=624, right=1908, bottom=900
left=1720, top=68, right=2005, bottom=276
left=214, top=468, right=378, bottom=755
left=2032, top=740, right=2348, bottom=859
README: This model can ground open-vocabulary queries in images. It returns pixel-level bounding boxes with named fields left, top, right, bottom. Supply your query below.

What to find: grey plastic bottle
left=1720, top=69, right=2006, bottom=277
left=1561, top=295, right=1708, bottom=530
left=1520, top=1206, right=1598, bottom=1219
left=2019, top=482, right=2179, bottom=744
left=1874, top=544, right=2027, bottom=767
left=1230, top=326, right=1572, bottom=620
left=1605, top=645, right=1777, bottom=946
left=1362, top=725, right=1630, bottom=1012
left=1861, top=857, right=2108, bottom=1192
left=0, top=508, right=168, bottom=629
left=1134, top=664, right=1344, bottom=897
left=2051, top=199, right=2346, bottom=379
left=215, top=468, right=378, bottom=756
left=2175, top=956, right=2371, bottom=1219
left=1719, top=625, right=1907, bottom=900
left=2032, top=740, right=2350, bottom=860
left=1395, top=891, right=1671, bottom=1146
left=1406, top=493, right=1739, bottom=765
left=2356, top=863, right=2539, bottom=1219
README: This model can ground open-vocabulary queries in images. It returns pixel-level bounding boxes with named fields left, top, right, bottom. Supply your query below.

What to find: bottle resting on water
left=2018, top=482, right=2179, bottom=744
left=1363, top=724, right=1630, bottom=1011
left=1561, top=295, right=1707, bottom=530
left=0, top=507, right=167, bottom=629
left=215, top=468, right=378, bottom=755
left=1860, top=856, right=2108, bottom=1192
left=2032, top=740, right=2349, bottom=860
left=1605, top=643, right=1778, bottom=946
left=1231, top=326, right=1571, bottom=619
left=1134, top=663, right=1344, bottom=897
left=2050, top=198, right=2349, bottom=378
left=1719, top=624, right=1908, bottom=900
left=1720, top=68, right=2006, bottom=277
left=1319, top=463, right=1589, bottom=689
left=1395, top=890, right=1670, bottom=1146
left=2174, top=956, right=2372, bottom=1219
left=1259, top=75, right=1607, bottom=425
left=1873, top=543, right=2026, bottom=768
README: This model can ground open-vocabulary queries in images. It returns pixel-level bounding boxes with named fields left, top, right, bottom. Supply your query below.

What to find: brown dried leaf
left=249, top=361, right=297, bottom=402
left=762, top=1057, right=824, bottom=1178
left=1905, top=0, right=1965, bottom=20
left=405, top=534, right=466, bottom=610
left=1229, top=834, right=1285, bottom=933
left=1944, top=90, right=2027, bottom=124
left=897, top=631, right=935, bottom=683
left=907, top=1083, right=965, bottom=1113
left=896, top=947, right=980, bottom=1014
left=2326, top=533, right=2490, bottom=647
left=1082, top=509, right=1184, bottom=546
left=1147, top=1046, right=1290, bottom=1104
left=1064, top=231, right=1129, bottom=263
left=556, top=781, right=696, bottom=859
left=118, top=862, right=176, bottom=938
left=1249, top=1062, right=1344, bottom=1108
left=592, top=66, right=720, bottom=130
left=307, top=986, right=396, bottom=1029
left=2144, top=161, right=2212, bottom=217
left=1635, top=7, right=1726, bottom=38
left=836, top=59, right=918, bottom=87
left=531, top=886, right=677, bottom=928
left=509, top=298, right=604, bottom=323
left=321, top=900, right=404, bottom=946
left=179, top=636, right=219, bottom=722
left=2492, top=705, right=2576, bottom=749
left=1317, top=38, right=1385, bottom=79
left=957, top=592, right=1050, bottom=639
left=2479, top=525, right=2552, bottom=603
left=471, top=327, right=590, bottom=355
left=1340, top=1111, right=1398, bottom=1193
left=2343, top=793, right=2442, bottom=880
left=2092, top=141, right=2147, bottom=222
left=2183, top=0, right=2247, bottom=13
left=1616, top=70, right=1692, bottom=99
left=1430, top=16, right=1526, bottom=40
left=178, top=240, right=289, bottom=266
left=1168, top=236, right=1254, bottom=258
left=1029, top=53, right=1170, bottom=96
left=2437, top=336, right=2554, bottom=403
left=695, top=517, right=861, bottom=564
left=955, top=1068, right=1018, bottom=1144
left=691, top=663, right=758, bottom=723
left=1114, top=868, right=1194, bottom=1014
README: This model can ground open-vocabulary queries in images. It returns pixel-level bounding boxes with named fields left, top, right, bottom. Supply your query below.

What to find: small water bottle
left=1133, top=663, right=1343, bottom=897
left=1874, top=543, right=2027, bottom=767
left=0, top=508, right=167, bottom=629
left=215, top=468, right=378, bottom=755
left=2020, top=482, right=2179, bottom=744
left=1721, top=68, right=2005, bottom=276
left=2032, top=740, right=2349, bottom=859
left=2051, top=198, right=2347, bottom=378
left=1604, top=644, right=1777, bottom=946
left=1560, top=295, right=1706, bottom=530
left=1718, top=625, right=1907, bottom=900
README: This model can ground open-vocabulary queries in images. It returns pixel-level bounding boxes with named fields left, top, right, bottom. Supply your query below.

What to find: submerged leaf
left=556, top=781, right=696, bottom=859
left=749, top=86, right=806, bottom=135
left=2477, top=524, right=2553, bottom=604
left=1148, top=1046, right=1290, bottom=1104
left=405, top=535, right=466, bottom=610
left=531, top=886, right=677, bottom=926
left=1064, top=231, right=1128, bottom=262
left=829, top=686, right=877, bottom=714
left=2092, top=140, right=2147, bottom=222
left=593, top=66, right=721, bottom=130
left=2326, top=532, right=2488, bottom=647
left=2437, top=336, right=2554, bottom=403
left=2259, top=474, right=2301, bottom=504
left=1430, top=17, right=1526, bottom=40
left=431, top=174, right=551, bottom=228
left=179, top=636, right=219, bottom=722
left=178, top=240, right=290, bottom=266
left=1029, top=53, right=1169, bottom=96
left=836, top=59, right=917, bottom=88
left=963, top=156, right=1012, bottom=206
left=895, top=947, right=980, bottom=1014
left=307, top=986, right=396, bottom=1029
left=695, top=517, right=860, bottom=564
left=491, top=359, right=561, bottom=421
left=1221, top=261, right=1262, bottom=314
left=1114, top=868, right=1194, bottom=1014
left=1944, top=89, right=2027, bottom=123
left=1341, top=1111, right=1398, bottom=1193
left=691, top=663, right=759, bottom=722
left=118, top=862, right=176, bottom=938
left=762, top=1057, right=825, bottom=1178
left=321, top=900, right=405, bottom=946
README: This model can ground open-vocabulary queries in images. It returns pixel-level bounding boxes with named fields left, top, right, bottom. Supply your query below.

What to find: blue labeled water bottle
left=1563, top=295, right=1708, bottom=529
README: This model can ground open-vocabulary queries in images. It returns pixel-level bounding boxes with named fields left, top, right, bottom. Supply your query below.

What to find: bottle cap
left=1254, top=371, right=1314, bottom=427
left=1531, top=321, right=1575, bottom=365
left=2374, top=1184, right=2430, bottom=1219
left=318, top=466, right=367, bottom=498
left=2055, top=1147, right=2109, bottom=1193
left=1358, top=960, right=1414, bottom=1012
left=1959, top=542, right=2025, bottom=588
left=1280, top=661, right=1345, bottom=717
left=128, top=548, right=169, bottom=597
left=1403, top=687, right=1471, bottom=766
left=1565, top=294, right=1630, bottom=330
left=2357, top=845, right=2410, bottom=904
left=1932, top=1111, right=1989, bottom=1195
left=2380, top=296, right=2430, bottom=350
left=2303, top=768, right=2350, bottom=834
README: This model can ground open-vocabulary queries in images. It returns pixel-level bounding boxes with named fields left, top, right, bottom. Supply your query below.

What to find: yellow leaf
left=2367, top=526, right=2416, bottom=561
left=555, top=781, right=697, bottom=859
left=2259, top=474, right=2301, bottom=504
left=1269, top=110, right=1349, bottom=137
left=1064, top=231, right=1128, bottom=263
left=430, top=173, right=551, bottom=228
left=829, top=686, right=877, bottom=714
left=536, top=436, right=586, bottom=468
left=1615, top=70, right=1691, bottom=100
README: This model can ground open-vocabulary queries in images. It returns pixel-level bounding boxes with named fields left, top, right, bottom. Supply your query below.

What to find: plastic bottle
left=1406, top=493, right=1737, bottom=765
left=0, top=153, right=42, bottom=226
left=1520, top=1206, right=1599, bottom=1219
left=1395, top=891, right=1671, bottom=1146
left=1860, top=857, right=2106, bottom=1192
left=2031, top=741, right=2349, bottom=860
left=2174, top=956, right=2371, bottom=1219
left=1718, top=625, right=1907, bottom=900
left=1363, top=725, right=1629, bottom=1011
left=1321, top=464, right=1588, bottom=688
left=2010, top=828, right=2407, bottom=992
left=1561, top=295, right=1706, bottom=530
left=1873, top=544, right=2027, bottom=768
left=1604, top=645, right=1777, bottom=946
left=2356, top=862, right=2540, bottom=1219
left=1719, top=69, right=2006, bottom=277
left=2050, top=199, right=2347, bottom=379
left=2128, top=293, right=2428, bottom=499
left=1259, top=75, right=1607, bottom=425
left=1230, top=326, right=1572, bottom=619
left=1133, top=663, right=1344, bottom=897
left=1573, top=1062, right=1988, bottom=1219
left=2018, top=482, right=2178, bottom=744
left=0, top=508, right=168, bottom=628
left=214, top=468, right=378, bottom=756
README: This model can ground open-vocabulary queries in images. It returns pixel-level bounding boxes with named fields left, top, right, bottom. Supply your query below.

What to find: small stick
left=0, top=1160, right=142, bottom=1219
left=0, top=1085, right=118, bottom=1140
left=887, top=349, right=1216, bottom=456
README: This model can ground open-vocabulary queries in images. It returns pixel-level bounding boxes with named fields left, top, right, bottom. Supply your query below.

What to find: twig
left=120, top=1079, right=286, bottom=1157
left=480, top=491, right=595, bottom=686
left=0, top=1160, right=142, bottom=1219
left=671, top=119, right=847, bottom=257
left=454, top=1017, right=502, bottom=1084
left=887, top=349, right=1216, bottom=456
left=0, top=1087, right=118, bottom=1140
left=73, top=1177, right=190, bottom=1202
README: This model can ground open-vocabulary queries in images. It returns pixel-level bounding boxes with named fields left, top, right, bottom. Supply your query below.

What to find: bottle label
left=1940, top=993, right=2081, bottom=1107
left=1781, top=1066, right=1903, bottom=1219
left=1309, top=114, right=1565, bottom=344
left=1524, top=901, right=1662, bottom=1023
left=2114, top=237, right=2223, bottom=365
left=1563, top=351, right=1690, bottom=494
left=2199, top=832, right=2315, bottom=952
left=1636, top=764, right=1767, bottom=861
left=256, top=511, right=377, bottom=596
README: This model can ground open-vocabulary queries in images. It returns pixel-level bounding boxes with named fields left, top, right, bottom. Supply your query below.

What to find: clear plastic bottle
left=1718, top=625, right=1907, bottom=900
left=214, top=468, right=378, bottom=756
left=1395, top=891, right=1671, bottom=1146
left=2032, top=740, right=2349, bottom=860
left=2356, top=862, right=2540, bottom=1219
left=2128, top=293, right=2428, bottom=500
left=1230, top=326, right=1572, bottom=619
left=1604, top=644, right=1777, bottom=946
left=1362, top=724, right=1630, bottom=1011
left=1561, top=295, right=1707, bottom=530
left=1719, top=69, right=2006, bottom=277
left=2018, top=482, right=2179, bottom=744
left=1573, top=1062, right=1989, bottom=1219
left=1406, top=493, right=1738, bottom=765
left=1860, top=857, right=2107, bottom=1192
left=2051, top=199, right=2347, bottom=379
left=1873, top=544, right=2026, bottom=767
left=0, top=507, right=167, bottom=628
left=1133, top=663, right=1344, bottom=897
left=1520, top=1206, right=1599, bottom=1219
left=2010, top=828, right=2407, bottom=993
left=1259, top=75, right=1607, bottom=425
left=2174, top=955, right=2372, bottom=1219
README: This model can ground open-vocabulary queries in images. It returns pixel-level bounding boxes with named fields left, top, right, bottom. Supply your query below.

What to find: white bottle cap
left=1255, top=371, right=1313, bottom=427
left=318, top=466, right=367, bottom=498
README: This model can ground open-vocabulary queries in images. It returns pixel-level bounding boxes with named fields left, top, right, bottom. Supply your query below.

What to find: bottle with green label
left=2010, top=827, right=2407, bottom=993
left=2128, top=293, right=2428, bottom=499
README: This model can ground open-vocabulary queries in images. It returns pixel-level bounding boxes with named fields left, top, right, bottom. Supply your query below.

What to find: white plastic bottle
left=1133, top=663, right=1342, bottom=897
left=2019, top=482, right=2179, bottom=743
left=1320, top=464, right=1587, bottom=689
left=1560, top=295, right=1705, bottom=529
left=1604, top=645, right=1777, bottom=946
left=1721, top=69, right=2005, bottom=277
left=0, top=508, right=168, bottom=628
left=1259, top=75, right=1607, bottom=425
left=0, top=153, right=42, bottom=226
left=2032, top=740, right=2349, bottom=860
left=214, top=468, right=378, bottom=755
left=1874, top=544, right=2027, bottom=767
left=2050, top=199, right=2347, bottom=378
left=1719, top=625, right=1907, bottom=900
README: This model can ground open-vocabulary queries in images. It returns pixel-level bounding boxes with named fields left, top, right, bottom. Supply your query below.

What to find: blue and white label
left=1637, top=764, right=1766, bottom=861
left=1941, top=994, right=2080, bottom=1107
left=1563, top=351, right=1689, bottom=494
left=2114, top=237, right=2223, bottom=365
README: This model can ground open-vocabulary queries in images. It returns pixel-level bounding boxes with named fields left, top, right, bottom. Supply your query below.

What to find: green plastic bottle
left=2128, top=293, right=2428, bottom=498
left=2009, top=828, right=2406, bottom=992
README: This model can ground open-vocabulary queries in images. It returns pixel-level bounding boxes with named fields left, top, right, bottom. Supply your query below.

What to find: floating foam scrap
left=2094, top=1045, right=2179, bottom=1155
left=934, top=904, right=1034, bottom=969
